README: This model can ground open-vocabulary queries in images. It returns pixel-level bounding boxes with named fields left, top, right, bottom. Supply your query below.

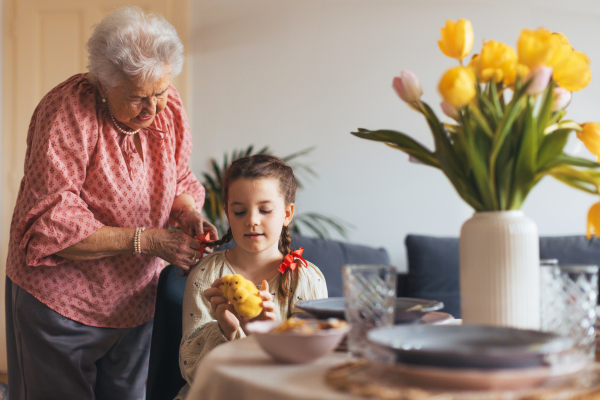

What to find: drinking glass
left=540, top=261, right=599, bottom=359
left=342, top=264, right=396, bottom=359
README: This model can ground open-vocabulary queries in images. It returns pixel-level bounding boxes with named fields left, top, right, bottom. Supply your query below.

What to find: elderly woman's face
left=105, top=75, right=170, bottom=131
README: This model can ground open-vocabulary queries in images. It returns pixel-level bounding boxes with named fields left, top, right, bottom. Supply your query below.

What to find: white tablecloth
left=185, top=336, right=363, bottom=400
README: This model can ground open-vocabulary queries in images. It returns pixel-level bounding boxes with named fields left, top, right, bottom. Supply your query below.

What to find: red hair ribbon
left=195, top=233, right=212, bottom=260
left=278, top=248, right=308, bottom=274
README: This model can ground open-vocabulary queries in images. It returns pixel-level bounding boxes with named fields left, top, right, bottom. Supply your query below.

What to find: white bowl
left=245, top=319, right=350, bottom=364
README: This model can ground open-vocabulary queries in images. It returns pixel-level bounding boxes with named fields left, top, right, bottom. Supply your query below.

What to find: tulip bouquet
left=352, top=19, right=600, bottom=237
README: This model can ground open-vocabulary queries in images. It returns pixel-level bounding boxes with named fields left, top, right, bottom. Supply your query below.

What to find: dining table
left=185, top=334, right=363, bottom=400
left=184, top=323, right=600, bottom=400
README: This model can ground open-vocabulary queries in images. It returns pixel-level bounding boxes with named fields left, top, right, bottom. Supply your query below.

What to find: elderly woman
left=4, top=7, right=216, bottom=400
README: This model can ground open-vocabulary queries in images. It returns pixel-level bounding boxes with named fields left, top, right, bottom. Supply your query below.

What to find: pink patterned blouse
left=6, top=74, right=204, bottom=328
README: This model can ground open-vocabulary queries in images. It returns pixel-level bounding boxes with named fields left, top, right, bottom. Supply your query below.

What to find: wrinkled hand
left=143, top=228, right=200, bottom=273
left=204, top=278, right=239, bottom=341
left=241, top=280, right=277, bottom=334
left=178, top=206, right=219, bottom=254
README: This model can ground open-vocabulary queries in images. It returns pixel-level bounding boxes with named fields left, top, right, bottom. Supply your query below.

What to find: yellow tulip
left=438, top=66, right=476, bottom=108
left=587, top=201, right=600, bottom=239
left=517, top=28, right=558, bottom=69
left=517, top=29, right=591, bottom=91
left=469, top=40, right=517, bottom=85
left=438, top=19, right=474, bottom=63
left=547, top=33, right=572, bottom=67
left=504, top=63, right=530, bottom=87
left=553, top=50, right=591, bottom=92
left=577, top=123, right=600, bottom=161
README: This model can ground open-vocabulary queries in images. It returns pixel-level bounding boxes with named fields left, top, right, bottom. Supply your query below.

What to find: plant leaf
left=536, top=81, right=556, bottom=140
left=419, top=101, right=484, bottom=210
left=511, top=98, right=538, bottom=209
left=537, top=128, right=571, bottom=172
left=460, top=108, right=496, bottom=208
left=351, top=129, right=440, bottom=168
left=283, top=146, right=315, bottom=162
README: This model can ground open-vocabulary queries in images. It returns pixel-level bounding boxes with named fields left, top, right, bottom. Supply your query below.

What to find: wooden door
left=0, top=0, right=189, bottom=372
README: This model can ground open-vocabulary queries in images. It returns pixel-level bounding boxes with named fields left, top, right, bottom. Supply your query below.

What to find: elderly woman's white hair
left=87, top=7, right=184, bottom=91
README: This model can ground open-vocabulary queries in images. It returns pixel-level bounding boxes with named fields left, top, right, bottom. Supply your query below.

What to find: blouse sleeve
left=288, top=262, right=329, bottom=316
left=179, top=254, right=245, bottom=384
left=165, top=86, right=205, bottom=208
left=18, top=82, right=104, bottom=267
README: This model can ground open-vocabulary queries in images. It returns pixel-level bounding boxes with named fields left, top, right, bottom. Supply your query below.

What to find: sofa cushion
left=404, top=234, right=600, bottom=319
left=291, top=235, right=390, bottom=297
left=539, top=235, right=600, bottom=264
left=405, top=235, right=461, bottom=318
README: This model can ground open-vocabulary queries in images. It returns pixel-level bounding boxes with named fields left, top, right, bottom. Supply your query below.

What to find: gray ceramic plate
left=296, top=297, right=444, bottom=324
left=367, top=324, right=575, bottom=369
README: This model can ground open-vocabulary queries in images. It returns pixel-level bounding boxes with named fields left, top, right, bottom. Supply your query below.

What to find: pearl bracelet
left=134, top=227, right=146, bottom=254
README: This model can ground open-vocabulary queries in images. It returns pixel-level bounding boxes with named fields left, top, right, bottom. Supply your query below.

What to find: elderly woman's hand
left=178, top=205, right=219, bottom=253
left=143, top=229, right=202, bottom=272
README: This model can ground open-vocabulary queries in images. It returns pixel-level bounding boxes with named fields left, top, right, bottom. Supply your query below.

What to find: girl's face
left=225, top=178, right=294, bottom=256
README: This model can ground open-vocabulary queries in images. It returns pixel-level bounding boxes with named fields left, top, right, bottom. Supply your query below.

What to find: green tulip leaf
left=351, top=129, right=440, bottom=168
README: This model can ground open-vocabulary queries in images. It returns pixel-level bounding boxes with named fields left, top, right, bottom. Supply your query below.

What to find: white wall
left=189, top=0, right=600, bottom=272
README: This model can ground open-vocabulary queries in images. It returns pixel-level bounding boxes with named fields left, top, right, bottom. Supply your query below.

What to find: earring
left=102, top=98, right=106, bottom=103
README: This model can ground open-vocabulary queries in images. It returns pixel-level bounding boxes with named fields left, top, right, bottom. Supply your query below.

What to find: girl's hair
left=86, top=6, right=184, bottom=92
left=211, top=154, right=299, bottom=302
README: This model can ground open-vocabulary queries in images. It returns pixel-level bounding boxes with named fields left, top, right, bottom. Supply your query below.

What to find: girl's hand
left=256, top=280, right=277, bottom=320
left=143, top=228, right=200, bottom=272
left=241, top=280, right=277, bottom=334
left=178, top=205, right=219, bottom=254
left=204, top=278, right=239, bottom=341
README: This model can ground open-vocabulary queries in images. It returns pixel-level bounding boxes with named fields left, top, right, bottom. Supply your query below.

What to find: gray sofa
left=403, top=234, right=600, bottom=319
left=146, top=234, right=391, bottom=400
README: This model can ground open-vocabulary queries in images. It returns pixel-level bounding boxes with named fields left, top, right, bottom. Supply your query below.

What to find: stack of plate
left=366, top=324, right=589, bottom=390
left=296, top=297, right=450, bottom=325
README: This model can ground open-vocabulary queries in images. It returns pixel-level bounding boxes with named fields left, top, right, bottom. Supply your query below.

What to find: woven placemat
left=325, top=360, right=600, bottom=400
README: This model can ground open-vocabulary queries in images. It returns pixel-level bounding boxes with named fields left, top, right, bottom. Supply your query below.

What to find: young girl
left=176, top=154, right=328, bottom=398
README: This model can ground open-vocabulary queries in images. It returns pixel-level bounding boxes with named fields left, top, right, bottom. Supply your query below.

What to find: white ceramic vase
left=459, top=210, right=540, bottom=329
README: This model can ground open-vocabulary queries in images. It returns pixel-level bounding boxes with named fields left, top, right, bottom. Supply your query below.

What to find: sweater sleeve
left=289, top=261, right=329, bottom=316
left=179, top=253, right=244, bottom=384
left=16, top=78, right=104, bottom=267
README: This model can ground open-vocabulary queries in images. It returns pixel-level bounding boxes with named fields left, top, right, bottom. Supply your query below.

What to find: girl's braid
left=277, top=225, right=298, bottom=302
left=182, top=228, right=234, bottom=277
left=208, top=228, right=233, bottom=248
left=279, top=225, right=293, bottom=255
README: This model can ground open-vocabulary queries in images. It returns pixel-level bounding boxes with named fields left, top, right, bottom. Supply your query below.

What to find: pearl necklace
left=107, top=105, right=140, bottom=136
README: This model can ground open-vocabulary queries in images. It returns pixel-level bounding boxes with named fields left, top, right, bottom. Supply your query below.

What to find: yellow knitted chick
left=231, top=287, right=263, bottom=319
left=227, top=274, right=263, bottom=318
left=228, top=274, right=260, bottom=297
left=220, top=274, right=233, bottom=300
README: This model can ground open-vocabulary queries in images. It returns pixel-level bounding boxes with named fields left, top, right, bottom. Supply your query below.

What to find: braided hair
left=212, top=154, right=299, bottom=302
